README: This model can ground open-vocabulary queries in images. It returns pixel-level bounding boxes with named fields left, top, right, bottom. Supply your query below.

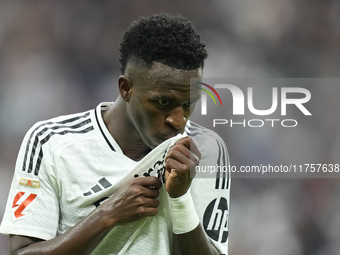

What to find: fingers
left=173, top=136, right=202, bottom=159
left=165, top=137, right=201, bottom=161
left=141, top=197, right=160, bottom=208
left=130, top=181, right=160, bottom=218
left=134, top=176, right=162, bottom=190
left=136, top=206, right=158, bottom=217
left=165, top=137, right=201, bottom=173
left=106, top=177, right=163, bottom=225
left=135, top=185, right=160, bottom=199
left=165, top=158, right=187, bottom=174
left=166, top=147, right=190, bottom=165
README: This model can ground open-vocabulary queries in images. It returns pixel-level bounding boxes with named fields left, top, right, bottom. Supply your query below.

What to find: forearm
left=169, top=191, right=221, bottom=255
left=11, top=176, right=162, bottom=255
left=173, top=224, right=221, bottom=255
left=12, top=207, right=112, bottom=255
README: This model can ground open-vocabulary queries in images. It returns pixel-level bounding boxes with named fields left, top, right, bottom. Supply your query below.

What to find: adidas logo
left=83, top=177, right=112, bottom=197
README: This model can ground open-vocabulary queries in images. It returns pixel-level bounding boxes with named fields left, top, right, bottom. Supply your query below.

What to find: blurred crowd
left=0, top=1, right=339, bottom=255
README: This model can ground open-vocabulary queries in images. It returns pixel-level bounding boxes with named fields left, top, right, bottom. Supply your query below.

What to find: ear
left=118, top=75, right=133, bottom=101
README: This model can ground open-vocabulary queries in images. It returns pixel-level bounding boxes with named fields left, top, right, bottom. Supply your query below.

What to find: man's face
left=125, top=62, right=202, bottom=149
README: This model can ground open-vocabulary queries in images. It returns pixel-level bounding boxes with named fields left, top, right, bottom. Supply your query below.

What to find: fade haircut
left=119, top=13, right=208, bottom=74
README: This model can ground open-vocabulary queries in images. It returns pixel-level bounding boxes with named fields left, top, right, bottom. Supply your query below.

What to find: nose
left=165, top=106, right=187, bottom=130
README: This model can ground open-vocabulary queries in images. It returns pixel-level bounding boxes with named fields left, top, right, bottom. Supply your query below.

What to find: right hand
left=99, top=176, right=162, bottom=227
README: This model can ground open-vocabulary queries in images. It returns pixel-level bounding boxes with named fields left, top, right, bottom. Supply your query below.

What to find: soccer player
left=0, top=13, right=230, bottom=255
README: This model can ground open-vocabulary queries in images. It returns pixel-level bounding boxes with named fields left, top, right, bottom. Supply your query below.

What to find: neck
left=102, top=98, right=151, bottom=161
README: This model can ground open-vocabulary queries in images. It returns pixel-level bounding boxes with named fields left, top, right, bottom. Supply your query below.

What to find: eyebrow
left=150, top=94, right=201, bottom=104
left=151, top=95, right=173, bottom=100
left=192, top=93, right=201, bottom=100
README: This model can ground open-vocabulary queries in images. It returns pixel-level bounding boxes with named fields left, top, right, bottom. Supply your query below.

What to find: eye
left=184, top=101, right=196, bottom=109
left=157, top=99, right=170, bottom=106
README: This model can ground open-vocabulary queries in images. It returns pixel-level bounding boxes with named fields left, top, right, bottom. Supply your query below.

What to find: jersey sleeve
left=0, top=122, right=60, bottom=240
left=190, top=133, right=230, bottom=255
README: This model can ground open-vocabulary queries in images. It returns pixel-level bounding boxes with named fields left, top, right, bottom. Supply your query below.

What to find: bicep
left=9, top=235, right=44, bottom=255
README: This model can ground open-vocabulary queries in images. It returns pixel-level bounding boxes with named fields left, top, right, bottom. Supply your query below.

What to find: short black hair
left=119, top=13, right=208, bottom=74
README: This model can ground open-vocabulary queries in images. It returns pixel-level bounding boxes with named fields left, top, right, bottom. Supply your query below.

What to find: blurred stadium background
left=0, top=1, right=340, bottom=254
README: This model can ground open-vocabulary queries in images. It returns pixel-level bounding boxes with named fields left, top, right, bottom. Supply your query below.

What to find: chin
left=143, top=137, right=161, bottom=150
left=144, top=134, right=172, bottom=149
left=152, top=136, right=169, bottom=148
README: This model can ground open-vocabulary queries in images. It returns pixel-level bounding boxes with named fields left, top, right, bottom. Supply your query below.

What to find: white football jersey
left=0, top=102, right=230, bottom=255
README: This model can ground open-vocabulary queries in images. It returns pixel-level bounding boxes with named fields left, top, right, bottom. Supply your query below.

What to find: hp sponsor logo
left=203, top=197, right=229, bottom=243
